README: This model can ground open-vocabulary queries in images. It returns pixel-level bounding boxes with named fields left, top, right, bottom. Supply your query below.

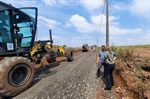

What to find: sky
left=1, top=0, right=150, bottom=47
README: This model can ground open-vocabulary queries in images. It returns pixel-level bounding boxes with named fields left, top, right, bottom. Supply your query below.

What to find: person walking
left=104, top=46, right=116, bottom=90
left=96, top=45, right=105, bottom=77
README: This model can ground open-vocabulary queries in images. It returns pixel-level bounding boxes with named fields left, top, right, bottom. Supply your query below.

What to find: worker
left=104, top=46, right=116, bottom=90
left=96, top=45, right=106, bottom=78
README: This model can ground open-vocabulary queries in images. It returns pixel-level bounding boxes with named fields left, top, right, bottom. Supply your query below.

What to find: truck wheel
left=65, top=50, right=74, bottom=62
left=0, top=57, right=35, bottom=97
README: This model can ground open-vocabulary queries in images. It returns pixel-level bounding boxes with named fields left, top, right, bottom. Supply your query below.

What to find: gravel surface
left=13, top=51, right=116, bottom=99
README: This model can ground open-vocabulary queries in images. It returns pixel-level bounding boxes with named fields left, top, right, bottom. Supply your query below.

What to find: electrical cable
left=97, top=0, right=106, bottom=46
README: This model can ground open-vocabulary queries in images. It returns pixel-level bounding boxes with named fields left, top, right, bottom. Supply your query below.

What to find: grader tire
left=0, top=57, right=35, bottom=97
left=65, top=50, right=74, bottom=62
left=40, top=54, right=56, bottom=65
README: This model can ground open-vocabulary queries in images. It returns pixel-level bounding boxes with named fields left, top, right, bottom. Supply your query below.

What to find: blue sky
left=2, top=0, right=150, bottom=47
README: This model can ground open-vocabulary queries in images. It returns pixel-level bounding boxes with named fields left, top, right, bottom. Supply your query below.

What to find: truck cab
left=0, top=1, right=37, bottom=56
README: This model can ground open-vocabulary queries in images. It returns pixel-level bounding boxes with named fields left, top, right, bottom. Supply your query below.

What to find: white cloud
left=39, top=36, right=50, bottom=41
left=42, top=0, right=74, bottom=6
left=65, top=23, right=72, bottom=28
left=91, top=14, right=120, bottom=26
left=109, top=29, right=150, bottom=46
left=91, top=14, right=105, bottom=25
left=70, top=14, right=93, bottom=33
left=110, top=3, right=129, bottom=13
left=142, top=33, right=150, bottom=39
left=142, top=32, right=150, bottom=44
left=130, top=0, right=150, bottom=19
left=38, top=16, right=61, bottom=29
left=2, top=0, right=38, bottom=7
left=111, top=0, right=150, bottom=19
left=68, top=35, right=95, bottom=47
left=42, top=0, right=56, bottom=6
left=69, top=14, right=142, bottom=35
left=39, top=34, right=95, bottom=47
left=39, top=35, right=66, bottom=45
left=79, top=0, right=104, bottom=11
left=109, top=26, right=142, bottom=35
left=97, top=25, right=142, bottom=36
left=58, top=0, right=68, bottom=5
left=39, top=33, right=63, bottom=41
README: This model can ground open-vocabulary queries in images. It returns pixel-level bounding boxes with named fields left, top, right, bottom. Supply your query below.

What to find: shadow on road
left=35, top=59, right=67, bottom=78
left=35, top=62, right=59, bottom=78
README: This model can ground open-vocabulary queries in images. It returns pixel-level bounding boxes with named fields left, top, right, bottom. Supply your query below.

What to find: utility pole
left=106, top=0, right=109, bottom=46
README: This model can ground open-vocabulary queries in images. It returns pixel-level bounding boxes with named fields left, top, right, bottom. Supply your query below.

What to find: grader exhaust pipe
left=49, top=29, right=53, bottom=49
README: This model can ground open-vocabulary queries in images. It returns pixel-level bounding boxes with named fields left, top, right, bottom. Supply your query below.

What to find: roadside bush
left=111, top=46, right=117, bottom=52
left=116, top=48, right=124, bottom=59
left=98, top=46, right=135, bottom=61
left=114, top=47, right=134, bottom=61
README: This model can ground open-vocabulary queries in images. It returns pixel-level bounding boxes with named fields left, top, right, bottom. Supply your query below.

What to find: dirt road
left=13, top=51, right=116, bottom=99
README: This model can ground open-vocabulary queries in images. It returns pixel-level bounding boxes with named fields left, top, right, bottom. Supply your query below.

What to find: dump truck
left=0, top=1, right=73, bottom=97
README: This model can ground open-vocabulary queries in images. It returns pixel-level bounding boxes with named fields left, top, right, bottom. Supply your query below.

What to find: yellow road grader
left=0, top=1, right=73, bottom=97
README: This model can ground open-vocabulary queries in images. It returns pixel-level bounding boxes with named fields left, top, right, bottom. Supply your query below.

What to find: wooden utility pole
left=106, top=0, right=109, bottom=46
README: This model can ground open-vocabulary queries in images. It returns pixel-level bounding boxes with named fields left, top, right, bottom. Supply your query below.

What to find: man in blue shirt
left=96, top=45, right=105, bottom=77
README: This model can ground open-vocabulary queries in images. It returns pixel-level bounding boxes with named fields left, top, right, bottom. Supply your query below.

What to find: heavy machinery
left=52, top=45, right=66, bottom=56
left=82, top=44, right=88, bottom=52
left=31, top=30, right=73, bottom=64
left=0, top=1, right=73, bottom=97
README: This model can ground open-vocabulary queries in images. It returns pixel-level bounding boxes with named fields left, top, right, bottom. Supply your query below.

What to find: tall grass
left=96, top=46, right=135, bottom=61
left=111, top=46, right=134, bottom=61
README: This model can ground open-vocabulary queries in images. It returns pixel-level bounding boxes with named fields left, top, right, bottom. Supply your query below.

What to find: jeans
left=105, top=63, right=115, bottom=89
left=97, top=62, right=105, bottom=77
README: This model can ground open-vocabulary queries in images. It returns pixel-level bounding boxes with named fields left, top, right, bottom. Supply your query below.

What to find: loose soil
left=113, top=47, right=150, bottom=99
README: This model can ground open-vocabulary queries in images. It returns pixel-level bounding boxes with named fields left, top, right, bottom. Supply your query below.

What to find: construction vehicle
left=0, top=1, right=73, bottom=97
left=82, top=44, right=88, bottom=52
left=31, top=30, right=73, bottom=64
left=52, top=45, right=65, bottom=56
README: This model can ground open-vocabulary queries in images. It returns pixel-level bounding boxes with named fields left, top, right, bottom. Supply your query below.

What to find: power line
left=97, top=0, right=106, bottom=46
left=99, top=0, right=106, bottom=33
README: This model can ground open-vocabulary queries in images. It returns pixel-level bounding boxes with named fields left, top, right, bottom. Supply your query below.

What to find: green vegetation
left=114, top=44, right=150, bottom=48
left=111, top=46, right=134, bottom=60
left=96, top=44, right=150, bottom=60
left=135, top=64, right=143, bottom=71
left=139, top=84, right=147, bottom=90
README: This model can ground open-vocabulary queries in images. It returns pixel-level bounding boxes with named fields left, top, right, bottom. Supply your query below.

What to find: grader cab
left=0, top=1, right=73, bottom=97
